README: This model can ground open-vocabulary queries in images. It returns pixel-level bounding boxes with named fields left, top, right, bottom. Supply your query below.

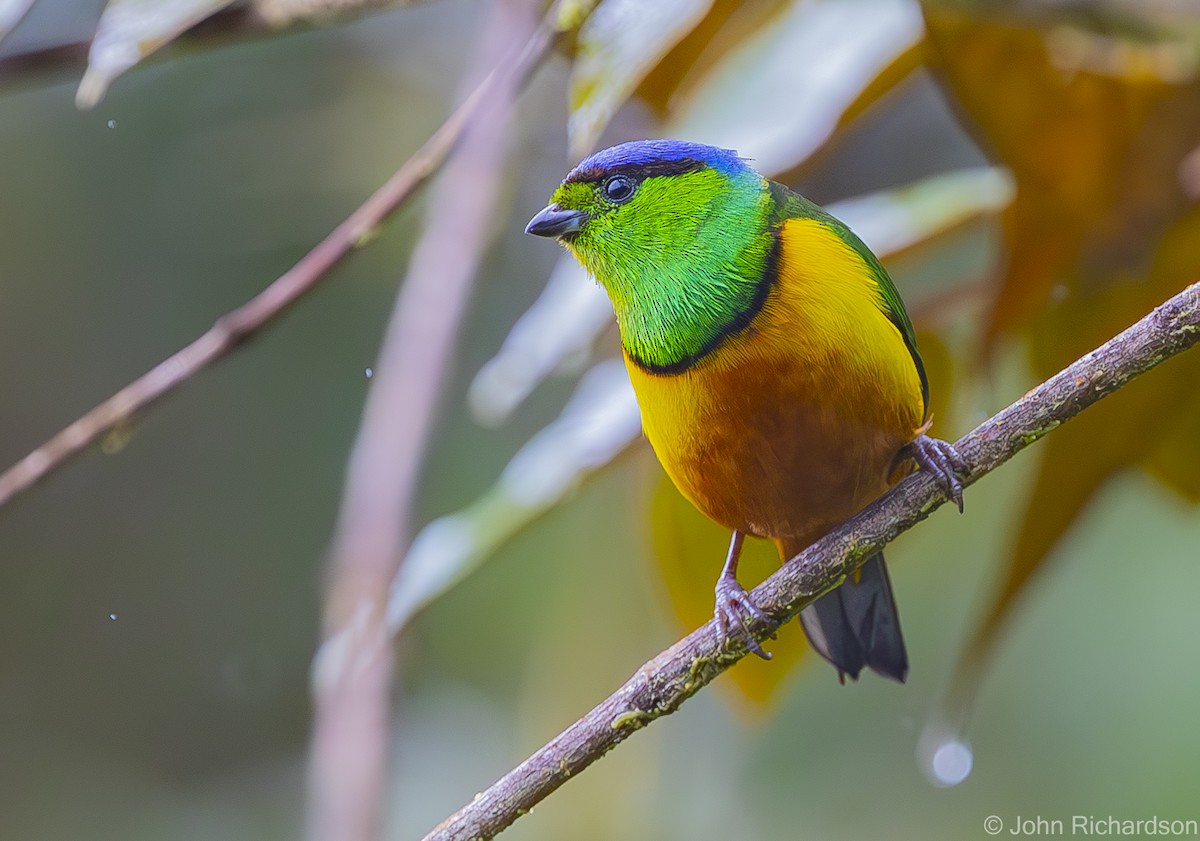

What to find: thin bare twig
left=0, top=11, right=558, bottom=514
left=422, top=280, right=1200, bottom=841
left=304, top=3, right=544, bottom=841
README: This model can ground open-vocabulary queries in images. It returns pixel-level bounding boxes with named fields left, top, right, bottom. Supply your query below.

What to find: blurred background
left=1, top=1, right=1199, bottom=839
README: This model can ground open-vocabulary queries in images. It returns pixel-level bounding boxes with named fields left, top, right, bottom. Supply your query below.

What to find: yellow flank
left=626, top=216, right=926, bottom=557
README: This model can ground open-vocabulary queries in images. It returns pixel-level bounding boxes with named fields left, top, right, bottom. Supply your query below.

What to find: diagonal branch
left=422, top=279, right=1200, bottom=841
left=0, top=11, right=561, bottom=514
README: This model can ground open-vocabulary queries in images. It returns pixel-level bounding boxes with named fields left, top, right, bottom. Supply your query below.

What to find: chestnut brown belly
left=638, top=357, right=914, bottom=550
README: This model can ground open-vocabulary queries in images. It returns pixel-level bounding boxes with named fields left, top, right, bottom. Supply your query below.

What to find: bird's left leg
left=898, top=428, right=967, bottom=512
left=714, top=530, right=773, bottom=660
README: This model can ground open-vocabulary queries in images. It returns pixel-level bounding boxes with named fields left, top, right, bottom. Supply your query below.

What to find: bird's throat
left=614, top=233, right=778, bottom=374
left=577, top=186, right=777, bottom=374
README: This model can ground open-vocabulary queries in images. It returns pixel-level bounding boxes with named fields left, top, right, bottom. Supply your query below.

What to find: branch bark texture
left=423, top=280, right=1200, bottom=841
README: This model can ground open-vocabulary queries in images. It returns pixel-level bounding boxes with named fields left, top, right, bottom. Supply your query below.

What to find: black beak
left=525, top=204, right=588, bottom=238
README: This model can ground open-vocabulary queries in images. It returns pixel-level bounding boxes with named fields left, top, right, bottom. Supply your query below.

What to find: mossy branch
left=422, top=279, right=1200, bottom=841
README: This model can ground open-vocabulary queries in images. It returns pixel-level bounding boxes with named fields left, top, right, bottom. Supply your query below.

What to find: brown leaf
left=923, top=5, right=1200, bottom=348
left=952, top=202, right=1200, bottom=706
left=923, top=4, right=1200, bottom=721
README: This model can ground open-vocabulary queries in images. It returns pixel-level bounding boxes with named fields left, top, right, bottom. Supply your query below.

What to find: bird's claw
left=904, top=433, right=966, bottom=512
left=714, top=574, right=773, bottom=660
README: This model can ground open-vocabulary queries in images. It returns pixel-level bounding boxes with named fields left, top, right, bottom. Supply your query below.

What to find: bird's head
left=525, top=139, right=774, bottom=371
left=526, top=139, right=766, bottom=280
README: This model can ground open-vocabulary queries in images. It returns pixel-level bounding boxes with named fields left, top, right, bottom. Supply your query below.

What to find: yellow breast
left=627, top=217, right=925, bottom=548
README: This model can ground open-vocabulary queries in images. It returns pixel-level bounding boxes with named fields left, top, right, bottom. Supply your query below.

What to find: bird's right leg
left=714, top=530, right=773, bottom=660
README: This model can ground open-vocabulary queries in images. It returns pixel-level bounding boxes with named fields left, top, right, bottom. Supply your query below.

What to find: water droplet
left=106, top=119, right=117, bottom=129
left=364, top=367, right=373, bottom=379
left=109, top=613, right=118, bottom=621
left=930, top=739, right=973, bottom=786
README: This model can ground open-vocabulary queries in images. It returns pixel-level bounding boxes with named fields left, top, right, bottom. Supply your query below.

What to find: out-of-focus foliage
left=0, top=0, right=35, bottom=45
left=568, top=0, right=715, bottom=158
left=632, top=0, right=792, bottom=117
left=921, top=5, right=1200, bottom=708
left=0, top=0, right=427, bottom=108
left=409, top=165, right=1009, bottom=653
left=1, top=0, right=1199, bottom=839
left=76, top=0, right=239, bottom=108
left=649, top=470, right=799, bottom=708
left=446, top=0, right=1200, bottom=718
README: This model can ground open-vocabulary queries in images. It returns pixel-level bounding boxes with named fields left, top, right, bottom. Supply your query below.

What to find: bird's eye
left=603, top=175, right=637, bottom=204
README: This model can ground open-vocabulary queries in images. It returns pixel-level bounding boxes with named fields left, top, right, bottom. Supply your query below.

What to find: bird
left=525, top=139, right=963, bottom=682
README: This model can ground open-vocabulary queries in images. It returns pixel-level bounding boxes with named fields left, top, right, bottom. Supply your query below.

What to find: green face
left=527, top=162, right=774, bottom=372
left=545, top=168, right=742, bottom=285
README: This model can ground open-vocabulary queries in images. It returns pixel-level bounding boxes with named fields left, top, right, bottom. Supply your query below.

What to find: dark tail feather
left=799, top=586, right=867, bottom=682
left=798, top=552, right=908, bottom=683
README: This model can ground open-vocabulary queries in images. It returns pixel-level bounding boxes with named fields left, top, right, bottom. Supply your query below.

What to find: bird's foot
left=902, top=433, right=967, bottom=512
left=714, top=572, right=773, bottom=661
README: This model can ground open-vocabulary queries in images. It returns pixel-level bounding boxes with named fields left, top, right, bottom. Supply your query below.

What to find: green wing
left=768, top=181, right=930, bottom=416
